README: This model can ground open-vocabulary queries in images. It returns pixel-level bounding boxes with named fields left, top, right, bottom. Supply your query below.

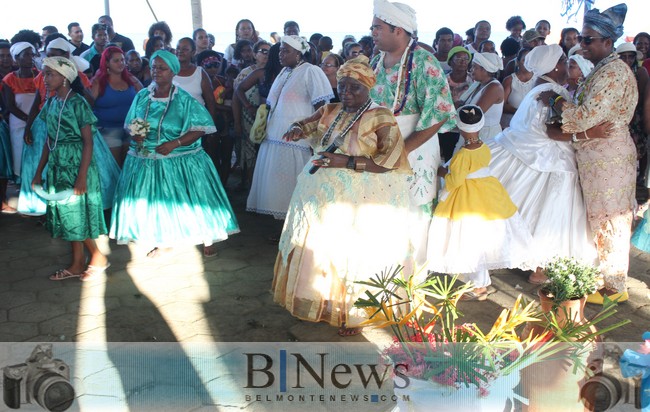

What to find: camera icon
left=580, top=344, right=644, bottom=411
left=2, top=344, right=74, bottom=411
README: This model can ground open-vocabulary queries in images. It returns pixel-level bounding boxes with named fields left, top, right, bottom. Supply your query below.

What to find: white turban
left=524, top=44, right=564, bottom=77
left=569, top=55, right=594, bottom=78
left=71, top=56, right=90, bottom=73
left=457, top=105, right=485, bottom=133
left=42, top=56, right=78, bottom=83
left=10, top=42, right=36, bottom=60
left=46, top=38, right=74, bottom=54
left=373, top=0, right=417, bottom=34
left=567, top=44, right=582, bottom=57
left=472, top=52, right=503, bottom=74
left=281, top=35, right=310, bottom=55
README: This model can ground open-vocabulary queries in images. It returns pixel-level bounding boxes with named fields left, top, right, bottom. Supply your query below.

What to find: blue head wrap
left=151, top=49, right=180, bottom=74
left=583, top=3, right=627, bottom=41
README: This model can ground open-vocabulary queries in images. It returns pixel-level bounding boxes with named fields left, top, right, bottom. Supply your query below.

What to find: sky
left=3, top=0, right=646, bottom=54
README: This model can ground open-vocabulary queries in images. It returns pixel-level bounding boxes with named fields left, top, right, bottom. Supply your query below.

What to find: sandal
left=203, top=245, right=218, bottom=257
left=80, top=263, right=110, bottom=282
left=460, top=289, right=489, bottom=301
left=49, top=269, right=80, bottom=281
left=338, top=323, right=363, bottom=337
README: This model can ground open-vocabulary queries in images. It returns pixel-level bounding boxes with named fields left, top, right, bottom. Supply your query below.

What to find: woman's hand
left=437, top=166, right=448, bottom=177
left=283, top=125, right=304, bottom=142
left=313, top=152, right=349, bottom=169
left=131, top=134, right=145, bottom=144
left=586, top=121, right=615, bottom=139
left=31, top=175, right=42, bottom=189
left=24, top=129, right=33, bottom=145
left=537, top=91, right=560, bottom=107
left=73, top=176, right=87, bottom=195
left=155, top=140, right=178, bottom=156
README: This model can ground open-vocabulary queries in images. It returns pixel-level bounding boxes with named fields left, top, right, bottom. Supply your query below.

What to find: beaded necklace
left=575, top=53, right=618, bottom=105
left=319, top=99, right=373, bottom=147
left=143, top=84, right=175, bottom=144
left=463, top=136, right=482, bottom=147
left=47, top=88, right=73, bottom=152
left=373, top=38, right=417, bottom=115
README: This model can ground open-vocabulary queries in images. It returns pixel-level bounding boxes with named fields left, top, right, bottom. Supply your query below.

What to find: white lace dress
left=246, top=63, right=333, bottom=219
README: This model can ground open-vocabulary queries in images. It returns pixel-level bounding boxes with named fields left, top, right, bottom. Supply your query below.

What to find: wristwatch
left=346, top=156, right=356, bottom=169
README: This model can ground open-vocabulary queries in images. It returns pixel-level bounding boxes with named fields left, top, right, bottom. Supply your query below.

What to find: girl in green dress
left=31, top=56, right=109, bottom=281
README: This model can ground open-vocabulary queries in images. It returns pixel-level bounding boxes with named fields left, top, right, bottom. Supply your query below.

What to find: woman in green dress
left=31, top=56, right=109, bottom=281
left=110, top=50, right=239, bottom=257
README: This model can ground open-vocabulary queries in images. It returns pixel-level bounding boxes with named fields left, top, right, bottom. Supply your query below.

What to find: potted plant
left=353, top=265, right=630, bottom=412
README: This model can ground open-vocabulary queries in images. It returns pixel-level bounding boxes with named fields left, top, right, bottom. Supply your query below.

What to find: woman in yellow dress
left=427, top=105, right=533, bottom=300
left=273, top=56, right=412, bottom=336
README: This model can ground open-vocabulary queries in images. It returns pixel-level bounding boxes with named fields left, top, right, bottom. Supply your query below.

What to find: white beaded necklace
left=47, top=88, right=73, bottom=152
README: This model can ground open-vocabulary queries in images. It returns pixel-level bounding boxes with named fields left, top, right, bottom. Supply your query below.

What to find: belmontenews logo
left=2, top=344, right=74, bottom=411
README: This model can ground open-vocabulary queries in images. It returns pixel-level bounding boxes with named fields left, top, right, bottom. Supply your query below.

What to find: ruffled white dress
left=487, top=82, right=597, bottom=266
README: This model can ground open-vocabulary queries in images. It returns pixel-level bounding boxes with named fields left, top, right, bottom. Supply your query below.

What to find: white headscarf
left=42, top=56, right=78, bottom=83
left=281, top=35, right=310, bottom=55
left=569, top=55, right=594, bottom=78
left=524, top=44, right=564, bottom=77
left=472, top=52, right=503, bottom=74
left=373, top=0, right=417, bottom=34
left=457, top=105, right=485, bottom=133
left=10, top=42, right=36, bottom=60
left=46, top=38, right=74, bottom=54
left=567, top=44, right=582, bottom=57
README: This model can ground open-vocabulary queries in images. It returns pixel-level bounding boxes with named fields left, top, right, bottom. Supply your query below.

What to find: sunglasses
left=578, top=35, right=607, bottom=45
left=320, top=63, right=338, bottom=68
left=256, top=49, right=270, bottom=54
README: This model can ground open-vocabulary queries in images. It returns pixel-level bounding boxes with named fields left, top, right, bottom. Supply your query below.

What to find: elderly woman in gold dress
left=544, top=4, right=637, bottom=304
left=273, top=56, right=412, bottom=337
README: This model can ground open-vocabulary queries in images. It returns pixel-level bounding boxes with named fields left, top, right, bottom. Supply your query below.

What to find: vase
left=538, top=289, right=586, bottom=326
left=392, top=374, right=521, bottom=412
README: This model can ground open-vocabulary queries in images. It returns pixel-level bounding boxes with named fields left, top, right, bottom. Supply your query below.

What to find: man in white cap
left=369, top=0, right=457, bottom=265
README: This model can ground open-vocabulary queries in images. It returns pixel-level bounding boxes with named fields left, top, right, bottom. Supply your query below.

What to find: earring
left=63, top=78, right=68, bottom=88
left=554, top=68, right=559, bottom=72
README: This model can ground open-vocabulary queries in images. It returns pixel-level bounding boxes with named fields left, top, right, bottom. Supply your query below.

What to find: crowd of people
left=0, top=1, right=648, bottom=335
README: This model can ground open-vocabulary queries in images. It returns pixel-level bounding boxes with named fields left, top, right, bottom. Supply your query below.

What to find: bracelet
left=571, top=133, right=578, bottom=143
left=176, top=139, right=182, bottom=147
left=346, top=156, right=356, bottom=170
left=354, top=158, right=367, bottom=172
left=583, top=129, right=590, bottom=140
left=554, top=96, right=564, bottom=105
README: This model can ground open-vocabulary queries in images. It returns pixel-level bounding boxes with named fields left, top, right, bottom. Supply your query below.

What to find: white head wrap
left=457, top=105, right=485, bottom=133
left=10, top=42, right=36, bottom=60
left=281, top=35, right=310, bottom=55
left=42, top=56, right=78, bottom=83
left=46, top=38, right=74, bottom=54
left=616, top=42, right=644, bottom=61
left=569, top=55, right=594, bottom=77
left=524, top=44, right=564, bottom=77
left=373, top=0, right=417, bottom=34
left=567, top=44, right=582, bottom=57
left=71, top=56, right=90, bottom=73
left=472, top=52, right=503, bottom=74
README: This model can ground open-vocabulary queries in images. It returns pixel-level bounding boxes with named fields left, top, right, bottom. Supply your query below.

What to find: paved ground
left=0, top=182, right=648, bottom=345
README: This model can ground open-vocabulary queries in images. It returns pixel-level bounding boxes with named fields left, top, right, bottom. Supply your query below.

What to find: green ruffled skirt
left=46, top=141, right=107, bottom=241
left=110, top=148, right=239, bottom=246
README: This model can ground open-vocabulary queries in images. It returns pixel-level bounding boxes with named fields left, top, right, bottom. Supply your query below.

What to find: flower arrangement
left=541, top=257, right=599, bottom=304
left=354, top=266, right=629, bottom=395
left=127, top=118, right=151, bottom=155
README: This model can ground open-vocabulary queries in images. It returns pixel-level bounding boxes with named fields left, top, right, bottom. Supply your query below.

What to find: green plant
left=541, top=257, right=599, bottom=303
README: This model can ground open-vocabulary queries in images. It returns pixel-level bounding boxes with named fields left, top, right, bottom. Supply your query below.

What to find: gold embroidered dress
left=273, top=103, right=412, bottom=328
left=561, top=55, right=638, bottom=292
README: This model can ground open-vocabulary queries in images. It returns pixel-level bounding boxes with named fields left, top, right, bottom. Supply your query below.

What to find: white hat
left=373, top=0, right=417, bottom=34
left=9, top=42, right=35, bottom=60
left=616, top=42, right=643, bottom=60
left=524, top=44, right=564, bottom=77
left=46, top=38, right=75, bottom=54
left=472, top=52, right=503, bottom=73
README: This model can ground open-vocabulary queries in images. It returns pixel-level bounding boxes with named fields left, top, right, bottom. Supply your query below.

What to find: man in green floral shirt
left=369, top=0, right=457, bottom=264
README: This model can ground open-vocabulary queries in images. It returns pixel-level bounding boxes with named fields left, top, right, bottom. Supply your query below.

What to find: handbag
left=249, top=104, right=268, bottom=144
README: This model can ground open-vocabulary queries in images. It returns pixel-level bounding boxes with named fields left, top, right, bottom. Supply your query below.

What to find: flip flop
left=203, top=245, right=218, bottom=257
left=460, top=290, right=489, bottom=301
left=80, top=263, right=111, bottom=282
left=49, top=269, right=80, bottom=281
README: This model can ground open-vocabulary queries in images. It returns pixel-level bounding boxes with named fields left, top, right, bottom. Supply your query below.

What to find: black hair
left=435, top=27, right=454, bottom=42
left=0, top=41, right=10, bottom=50
left=309, top=33, right=323, bottom=44
left=344, top=42, right=361, bottom=57
left=225, top=65, right=239, bottom=77
left=465, top=28, right=475, bottom=39
left=459, top=105, right=483, bottom=125
left=633, top=32, right=650, bottom=58
left=70, top=76, right=85, bottom=94
left=42, top=25, right=58, bottom=34
left=67, top=22, right=80, bottom=32
left=479, top=40, right=495, bottom=52
left=98, top=15, right=113, bottom=25
left=148, top=21, right=173, bottom=46
left=324, top=53, right=344, bottom=67
left=253, top=40, right=271, bottom=52
left=177, top=37, right=196, bottom=52
left=264, top=43, right=282, bottom=86
left=91, top=24, right=108, bottom=38
left=536, top=20, right=551, bottom=29
left=500, top=37, right=520, bottom=57
left=145, top=35, right=164, bottom=59
left=195, top=50, right=222, bottom=67
left=284, top=21, right=299, bottom=32
left=11, top=29, right=42, bottom=50
left=125, top=49, right=140, bottom=59
left=515, top=48, right=530, bottom=72
left=474, top=20, right=490, bottom=31
left=505, top=16, right=526, bottom=31
left=192, top=28, right=207, bottom=40
left=233, top=39, right=253, bottom=60
left=359, top=36, right=373, bottom=47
